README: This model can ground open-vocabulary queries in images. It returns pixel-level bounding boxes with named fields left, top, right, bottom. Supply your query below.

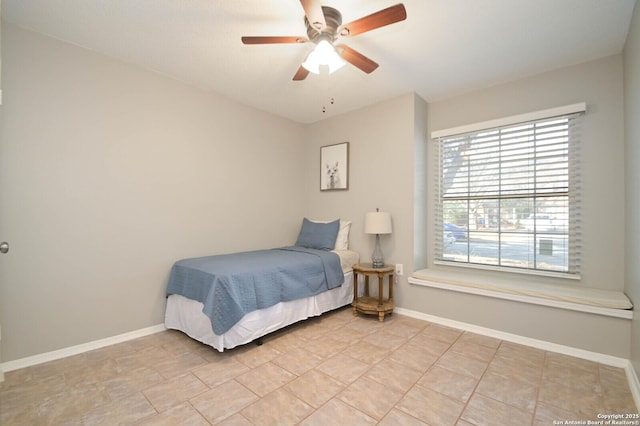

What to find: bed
left=164, top=218, right=359, bottom=352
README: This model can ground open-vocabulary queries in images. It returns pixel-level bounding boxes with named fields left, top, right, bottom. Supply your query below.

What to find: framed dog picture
left=320, top=142, right=349, bottom=191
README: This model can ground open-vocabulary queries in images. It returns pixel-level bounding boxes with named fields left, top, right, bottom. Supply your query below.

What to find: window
left=434, top=104, right=584, bottom=277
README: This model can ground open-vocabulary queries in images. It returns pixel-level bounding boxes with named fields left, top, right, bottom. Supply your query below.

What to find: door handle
left=0, top=242, right=9, bottom=254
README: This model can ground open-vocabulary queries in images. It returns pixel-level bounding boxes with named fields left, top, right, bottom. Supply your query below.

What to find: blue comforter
left=166, top=246, right=344, bottom=335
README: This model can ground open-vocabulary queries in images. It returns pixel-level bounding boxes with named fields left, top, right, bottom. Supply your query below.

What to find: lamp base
left=371, top=234, right=385, bottom=268
left=371, top=259, right=385, bottom=268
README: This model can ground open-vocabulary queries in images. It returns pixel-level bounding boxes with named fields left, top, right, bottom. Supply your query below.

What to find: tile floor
left=0, top=306, right=637, bottom=425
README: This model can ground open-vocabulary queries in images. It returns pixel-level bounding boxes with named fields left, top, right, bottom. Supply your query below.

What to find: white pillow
left=309, top=219, right=351, bottom=250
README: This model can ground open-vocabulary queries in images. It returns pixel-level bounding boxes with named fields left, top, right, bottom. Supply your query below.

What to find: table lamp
left=364, top=208, right=392, bottom=268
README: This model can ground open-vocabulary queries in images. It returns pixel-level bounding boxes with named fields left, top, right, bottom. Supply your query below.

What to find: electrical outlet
left=395, top=263, right=403, bottom=275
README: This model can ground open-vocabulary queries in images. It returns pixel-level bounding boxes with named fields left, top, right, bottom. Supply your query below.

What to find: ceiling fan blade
left=337, top=45, right=379, bottom=74
left=293, top=66, right=310, bottom=81
left=339, top=3, right=407, bottom=37
left=241, top=36, right=307, bottom=44
left=300, top=0, right=326, bottom=31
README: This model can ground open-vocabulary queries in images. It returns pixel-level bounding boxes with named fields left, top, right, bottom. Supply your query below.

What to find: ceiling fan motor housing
left=305, top=6, right=342, bottom=43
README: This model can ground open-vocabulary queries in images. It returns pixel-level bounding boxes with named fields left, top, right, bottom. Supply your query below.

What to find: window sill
left=409, top=269, right=633, bottom=320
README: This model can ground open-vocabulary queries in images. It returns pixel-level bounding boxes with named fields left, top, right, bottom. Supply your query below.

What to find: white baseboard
left=626, top=362, right=640, bottom=412
left=395, top=306, right=640, bottom=410
left=1, top=311, right=640, bottom=411
left=394, top=307, right=629, bottom=367
left=0, top=312, right=631, bottom=370
left=0, top=324, right=166, bottom=379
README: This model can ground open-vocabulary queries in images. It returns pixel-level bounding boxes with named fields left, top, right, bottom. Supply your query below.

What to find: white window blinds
left=434, top=104, right=584, bottom=276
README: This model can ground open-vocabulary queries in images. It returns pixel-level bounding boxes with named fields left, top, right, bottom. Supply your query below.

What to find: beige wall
left=302, top=56, right=630, bottom=358
left=625, top=2, right=640, bottom=373
left=303, top=93, right=428, bottom=306
left=0, top=23, right=305, bottom=362
left=426, top=55, right=626, bottom=292
left=0, top=18, right=634, bottom=363
left=418, top=55, right=629, bottom=357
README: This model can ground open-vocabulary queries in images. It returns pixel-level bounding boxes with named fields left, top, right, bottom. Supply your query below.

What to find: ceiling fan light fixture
left=301, top=40, right=345, bottom=74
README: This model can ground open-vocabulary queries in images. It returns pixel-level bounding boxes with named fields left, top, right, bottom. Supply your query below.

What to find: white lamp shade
left=301, top=40, right=346, bottom=74
left=364, top=211, right=392, bottom=235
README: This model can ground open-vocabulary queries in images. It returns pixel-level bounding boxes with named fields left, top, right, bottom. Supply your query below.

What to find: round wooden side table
left=351, top=263, right=395, bottom=322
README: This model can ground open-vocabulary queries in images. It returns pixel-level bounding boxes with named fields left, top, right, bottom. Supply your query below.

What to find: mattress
left=165, top=249, right=360, bottom=351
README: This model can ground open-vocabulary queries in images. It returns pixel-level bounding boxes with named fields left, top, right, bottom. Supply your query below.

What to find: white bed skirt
left=165, top=270, right=356, bottom=352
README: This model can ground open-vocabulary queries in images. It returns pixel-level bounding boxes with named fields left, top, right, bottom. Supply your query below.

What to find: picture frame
left=320, top=142, right=349, bottom=191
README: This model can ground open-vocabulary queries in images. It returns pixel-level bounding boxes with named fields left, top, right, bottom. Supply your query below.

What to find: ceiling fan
left=241, top=1, right=407, bottom=81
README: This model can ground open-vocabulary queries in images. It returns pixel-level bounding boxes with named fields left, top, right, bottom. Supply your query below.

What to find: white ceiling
left=3, top=0, right=637, bottom=123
